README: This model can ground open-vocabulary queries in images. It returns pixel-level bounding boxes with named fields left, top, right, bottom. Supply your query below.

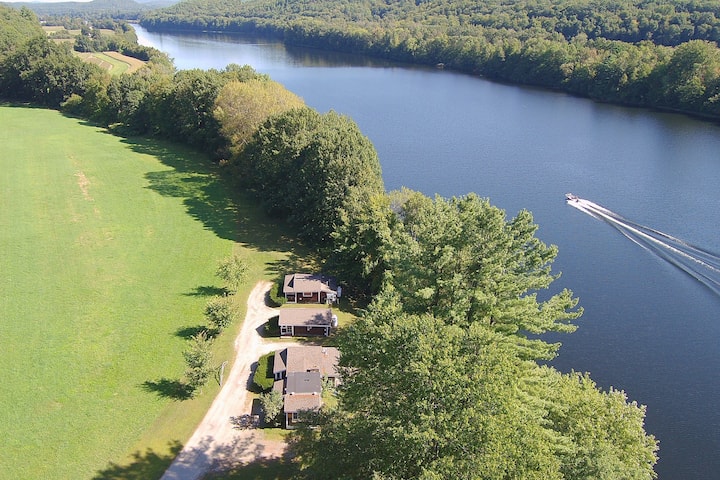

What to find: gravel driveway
left=160, top=281, right=295, bottom=480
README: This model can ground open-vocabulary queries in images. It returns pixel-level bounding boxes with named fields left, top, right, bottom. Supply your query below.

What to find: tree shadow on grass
left=184, top=285, right=229, bottom=297
left=175, top=325, right=208, bottom=339
left=93, top=427, right=299, bottom=479
left=205, top=457, right=301, bottom=480
left=92, top=440, right=183, bottom=480
left=120, top=136, right=301, bottom=254
left=141, top=378, right=193, bottom=401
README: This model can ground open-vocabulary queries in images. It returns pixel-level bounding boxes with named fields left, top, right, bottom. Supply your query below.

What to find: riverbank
left=139, top=0, right=720, bottom=121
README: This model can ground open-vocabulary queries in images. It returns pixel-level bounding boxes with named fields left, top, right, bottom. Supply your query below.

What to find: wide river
left=135, top=25, right=720, bottom=479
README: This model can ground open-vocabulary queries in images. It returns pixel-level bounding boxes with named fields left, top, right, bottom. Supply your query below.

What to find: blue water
left=136, top=25, right=720, bottom=478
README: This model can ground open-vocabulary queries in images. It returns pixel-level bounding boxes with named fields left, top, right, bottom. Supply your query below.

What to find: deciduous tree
left=214, top=78, right=304, bottom=158
left=215, top=254, right=248, bottom=293
left=259, top=389, right=284, bottom=427
left=239, top=107, right=385, bottom=243
left=183, top=331, right=213, bottom=393
left=291, top=308, right=657, bottom=479
left=204, top=295, right=235, bottom=331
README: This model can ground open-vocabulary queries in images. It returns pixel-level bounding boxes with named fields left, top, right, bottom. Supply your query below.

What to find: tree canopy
left=237, top=106, right=385, bottom=243
left=291, top=308, right=658, bottom=479
left=0, top=5, right=43, bottom=61
left=214, top=78, right=305, bottom=159
left=384, top=189, right=582, bottom=359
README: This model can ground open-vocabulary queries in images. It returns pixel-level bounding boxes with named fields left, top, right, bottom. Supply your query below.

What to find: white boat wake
left=566, top=194, right=720, bottom=296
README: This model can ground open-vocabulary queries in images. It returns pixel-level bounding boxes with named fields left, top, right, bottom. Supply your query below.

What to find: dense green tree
left=291, top=308, right=657, bottom=479
left=104, top=69, right=154, bottom=129
left=661, top=40, right=720, bottom=112
left=259, top=389, right=284, bottom=427
left=214, top=78, right=304, bottom=159
left=384, top=189, right=581, bottom=360
left=238, top=107, right=385, bottom=243
left=167, top=68, right=226, bottom=150
left=0, top=35, right=102, bottom=107
left=328, top=188, right=394, bottom=295
left=543, top=368, right=659, bottom=480
left=204, top=295, right=235, bottom=331
left=0, top=5, right=43, bottom=60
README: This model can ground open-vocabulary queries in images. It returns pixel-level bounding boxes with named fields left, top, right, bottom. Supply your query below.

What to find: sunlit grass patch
left=0, top=105, right=292, bottom=479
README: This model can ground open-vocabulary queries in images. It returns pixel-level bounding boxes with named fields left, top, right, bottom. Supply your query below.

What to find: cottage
left=277, top=371, right=322, bottom=428
left=273, top=346, right=340, bottom=383
left=272, top=346, right=341, bottom=428
left=278, top=307, right=336, bottom=337
left=283, top=273, right=339, bottom=304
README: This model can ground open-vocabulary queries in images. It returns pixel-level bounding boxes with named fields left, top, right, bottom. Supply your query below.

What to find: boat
left=565, top=193, right=579, bottom=202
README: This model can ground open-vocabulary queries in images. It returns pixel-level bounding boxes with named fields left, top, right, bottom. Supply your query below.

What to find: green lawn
left=0, top=105, right=295, bottom=479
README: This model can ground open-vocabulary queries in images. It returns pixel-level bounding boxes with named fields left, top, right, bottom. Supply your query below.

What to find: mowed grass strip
left=104, top=51, right=146, bottom=74
left=75, top=52, right=143, bottom=76
left=0, top=105, right=290, bottom=479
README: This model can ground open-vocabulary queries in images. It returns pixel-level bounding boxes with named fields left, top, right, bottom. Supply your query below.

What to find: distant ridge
left=10, top=0, right=178, bottom=17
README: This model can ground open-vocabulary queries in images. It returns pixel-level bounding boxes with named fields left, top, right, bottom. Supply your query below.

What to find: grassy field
left=75, top=51, right=145, bottom=76
left=0, top=105, right=301, bottom=479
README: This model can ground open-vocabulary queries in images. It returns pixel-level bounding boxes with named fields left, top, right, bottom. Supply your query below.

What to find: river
left=135, top=25, right=720, bottom=479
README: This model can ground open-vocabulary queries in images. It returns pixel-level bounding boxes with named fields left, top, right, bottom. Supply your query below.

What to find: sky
left=3, top=1, right=94, bottom=3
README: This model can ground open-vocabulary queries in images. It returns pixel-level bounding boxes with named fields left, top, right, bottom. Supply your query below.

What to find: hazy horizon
left=2, top=0, right=94, bottom=3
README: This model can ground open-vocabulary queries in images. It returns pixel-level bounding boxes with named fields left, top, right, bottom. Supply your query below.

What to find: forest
left=1, top=4, right=658, bottom=478
left=140, top=0, right=720, bottom=118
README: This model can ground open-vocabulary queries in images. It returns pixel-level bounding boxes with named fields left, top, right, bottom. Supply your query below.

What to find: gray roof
left=283, top=273, right=337, bottom=294
left=285, top=371, right=322, bottom=395
left=278, top=308, right=333, bottom=328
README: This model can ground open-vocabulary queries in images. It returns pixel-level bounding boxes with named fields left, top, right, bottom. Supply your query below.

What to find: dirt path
left=160, top=281, right=295, bottom=480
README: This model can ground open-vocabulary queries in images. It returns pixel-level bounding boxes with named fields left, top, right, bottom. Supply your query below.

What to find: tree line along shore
left=140, top=0, right=720, bottom=120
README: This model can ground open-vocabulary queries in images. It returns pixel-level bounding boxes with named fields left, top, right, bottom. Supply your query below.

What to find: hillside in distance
left=143, top=0, right=720, bottom=46
left=140, top=0, right=720, bottom=119
left=13, top=0, right=178, bottom=17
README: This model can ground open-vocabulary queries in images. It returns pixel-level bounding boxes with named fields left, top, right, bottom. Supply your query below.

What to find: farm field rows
left=0, top=105, right=290, bottom=478
left=76, top=51, right=145, bottom=75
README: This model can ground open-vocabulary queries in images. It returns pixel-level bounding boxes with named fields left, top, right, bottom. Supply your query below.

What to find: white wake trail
left=566, top=195, right=720, bottom=296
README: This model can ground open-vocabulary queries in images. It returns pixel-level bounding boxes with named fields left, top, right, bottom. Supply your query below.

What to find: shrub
left=264, top=315, right=280, bottom=336
left=268, top=276, right=286, bottom=306
left=253, top=351, right=275, bottom=392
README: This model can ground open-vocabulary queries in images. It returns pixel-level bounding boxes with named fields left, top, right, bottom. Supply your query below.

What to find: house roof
left=278, top=308, right=334, bottom=328
left=274, top=346, right=340, bottom=378
left=283, top=273, right=337, bottom=294
left=284, top=372, right=323, bottom=413
left=285, top=371, right=322, bottom=395
left=284, top=392, right=322, bottom=413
